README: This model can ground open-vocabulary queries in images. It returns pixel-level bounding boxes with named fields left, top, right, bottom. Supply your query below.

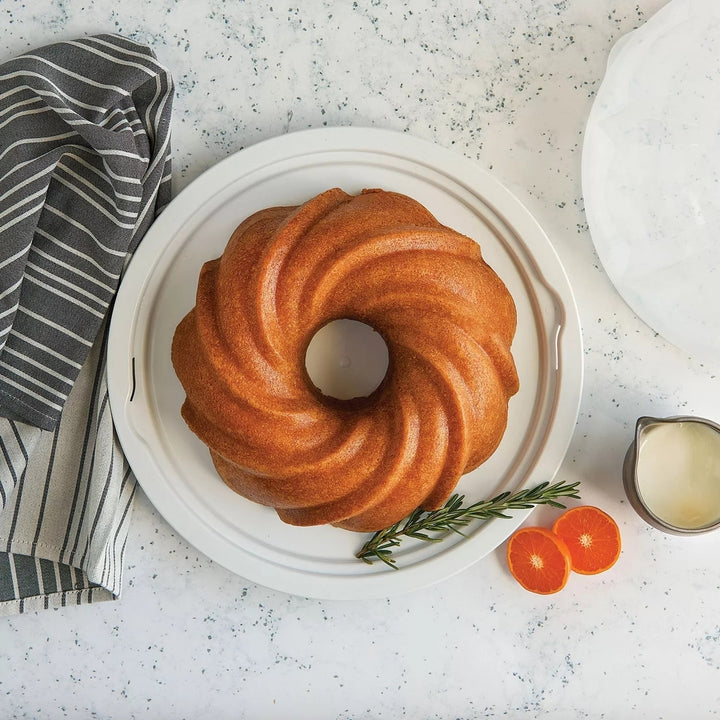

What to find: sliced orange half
left=506, top=526, right=572, bottom=594
left=552, top=506, right=621, bottom=575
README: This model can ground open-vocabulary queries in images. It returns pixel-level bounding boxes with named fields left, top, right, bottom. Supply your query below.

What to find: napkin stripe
left=81, top=426, right=115, bottom=565
left=0, top=424, right=20, bottom=506
left=43, top=204, right=128, bottom=257
left=29, top=422, right=60, bottom=555
left=82, top=36, right=166, bottom=72
left=25, top=263, right=108, bottom=312
left=0, top=74, right=109, bottom=114
left=29, top=249, right=116, bottom=293
left=59, top=330, right=107, bottom=560
left=64, top=42, right=157, bottom=79
left=0, top=131, right=78, bottom=165
left=100, top=468, right=135, bottom=588
left=56, top=163, right=141, bottom=217
left=0, top=554, right=93, bottom=606
left=4, top=421, right=28, bottom=535
left=68, top=398, right=111, bottom=563
left=19, top=55, right=136, bottom=96
left=0, top=105, right=50, bottom=130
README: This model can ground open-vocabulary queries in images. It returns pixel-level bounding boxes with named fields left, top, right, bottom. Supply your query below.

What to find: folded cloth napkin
left=0, top=34, right=173, bottom=614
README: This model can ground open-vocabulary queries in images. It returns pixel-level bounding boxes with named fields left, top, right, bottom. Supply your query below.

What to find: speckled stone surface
left=3, top=0, right=720, bottom=718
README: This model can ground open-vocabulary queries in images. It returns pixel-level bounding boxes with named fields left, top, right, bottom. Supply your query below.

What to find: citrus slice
left=552, top=506, right=621, bottom=575
left=506, top=527, right=572, bottom=594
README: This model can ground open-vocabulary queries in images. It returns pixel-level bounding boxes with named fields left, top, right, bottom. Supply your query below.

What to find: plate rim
left=108, top=126, right=583, bottom=600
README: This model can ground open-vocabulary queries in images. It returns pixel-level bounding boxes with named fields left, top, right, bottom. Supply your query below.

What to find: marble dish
left=583, top=0, right=720, bottom=366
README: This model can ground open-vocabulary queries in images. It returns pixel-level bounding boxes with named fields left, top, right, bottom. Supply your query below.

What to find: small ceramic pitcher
left=623, top=415, right=720, bottom=535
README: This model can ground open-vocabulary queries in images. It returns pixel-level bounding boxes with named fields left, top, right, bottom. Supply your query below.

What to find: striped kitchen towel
left=0, top=34, right=173, bottom=614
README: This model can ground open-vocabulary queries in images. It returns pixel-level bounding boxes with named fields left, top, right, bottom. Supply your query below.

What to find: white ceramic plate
left=107, top=127, right=582, bottom=600
left=583, top=0, right=720, bottom=365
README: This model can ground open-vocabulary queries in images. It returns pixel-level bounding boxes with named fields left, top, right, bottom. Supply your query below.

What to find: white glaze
left=637, top=422, right=720, bottom=529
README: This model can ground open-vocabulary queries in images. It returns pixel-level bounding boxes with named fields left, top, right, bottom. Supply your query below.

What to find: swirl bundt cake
left=171, top=188, right=519, bottom=532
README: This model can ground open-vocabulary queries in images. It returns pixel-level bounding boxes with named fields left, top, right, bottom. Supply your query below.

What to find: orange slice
left=506, top=527, right=572, bottom=594
left=552, top=506, right=621, bottom=575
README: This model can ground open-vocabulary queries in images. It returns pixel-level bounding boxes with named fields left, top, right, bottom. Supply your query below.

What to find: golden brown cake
left=171, top=188, right=519, bottom=532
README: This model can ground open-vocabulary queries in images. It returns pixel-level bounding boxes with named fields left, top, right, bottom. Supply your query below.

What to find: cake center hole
left=305, top=319, right=389, bottom=401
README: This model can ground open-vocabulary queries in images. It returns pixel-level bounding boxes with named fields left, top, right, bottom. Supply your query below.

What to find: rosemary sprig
left=356, top=480, right=581, bottom=569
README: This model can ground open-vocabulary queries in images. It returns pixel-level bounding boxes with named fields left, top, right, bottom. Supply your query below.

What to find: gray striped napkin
left=0, top=34, right=173, bottom=613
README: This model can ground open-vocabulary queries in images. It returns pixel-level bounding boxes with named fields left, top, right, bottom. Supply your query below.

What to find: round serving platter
left=107, top=127, right=582, bottom=600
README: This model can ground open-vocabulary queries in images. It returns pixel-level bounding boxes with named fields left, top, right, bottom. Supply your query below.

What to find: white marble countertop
left=4, top=0, right=720, bottom=717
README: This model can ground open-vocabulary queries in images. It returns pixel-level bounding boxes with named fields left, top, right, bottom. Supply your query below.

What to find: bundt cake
left=171, top=188, right=519, bottom=532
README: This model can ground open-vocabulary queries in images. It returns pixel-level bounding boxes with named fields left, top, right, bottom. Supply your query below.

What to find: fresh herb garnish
left=356, top=480, right=582, bottom=568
